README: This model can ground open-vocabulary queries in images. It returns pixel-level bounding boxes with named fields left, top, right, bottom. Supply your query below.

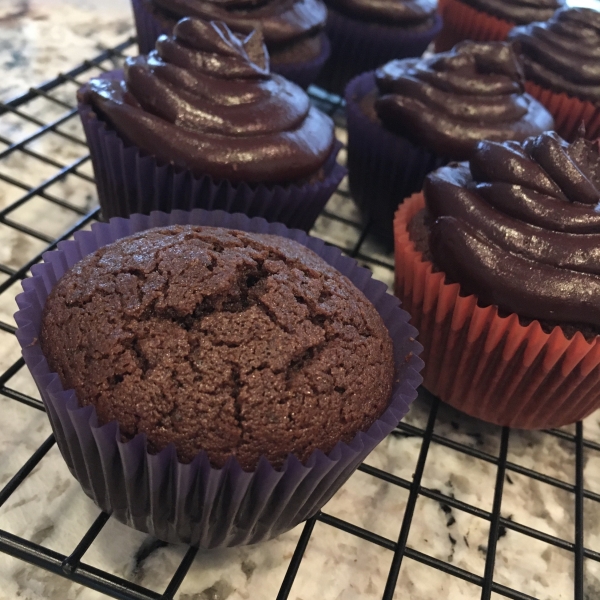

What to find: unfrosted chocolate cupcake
left=395, top=131, right=600, bottom=429
left=436, top=0, right=563, bottom=51
left=345, top=41, right=554, bottom=244
left=77, top=18, right=345, bottom=230
left=131, top=0, right=330, bottom=87
left=509, top=7, right=600, bottom=140
left=40, top=225, right=395, bottom=470
left=316, top=0, right=442, bottom=95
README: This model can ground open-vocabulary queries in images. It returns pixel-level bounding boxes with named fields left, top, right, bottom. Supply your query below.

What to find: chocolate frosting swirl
left=80, top=18, right=334, bottom=184
left=151, top=0, right=327, bottom=46
left=324, top=0, right=436, bottom=25
left=374, top=41, right=554, bottom=160
left=509, top=8, right=600, bottom=103
left=460, top=0, right=563, bottom=25
left=424, top=132, right=600, bottom=328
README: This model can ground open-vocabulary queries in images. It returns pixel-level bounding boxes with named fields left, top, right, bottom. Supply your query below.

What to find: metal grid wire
left=0, top=37, right=598, bottom=600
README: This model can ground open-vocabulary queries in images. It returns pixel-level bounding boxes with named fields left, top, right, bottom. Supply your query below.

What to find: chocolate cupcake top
left=40, top=225, right=395, bottom=470
left=78, top=18, right=335, bottom=184
left=151, top=0, right=327, bottom=46
left=424, top=131, right=600, bottom=328
left=374, top=41, right=554, bottom=160
left=509, top=7, right=600, bottom=103
left=459, top=0, right=563, bottom=25
left=325, top=0, right=436, bottom=25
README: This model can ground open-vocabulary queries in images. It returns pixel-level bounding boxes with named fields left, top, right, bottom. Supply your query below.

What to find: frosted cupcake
left=436, top=0, right=563, bottom=51
left=316, top=0, right=442, bottom=95
left=395, top=131, right=600, bottom=428
left=345, top=41, right=554, bottom=244
left=509, top=7, right=600, bottom=141
left=77, top=18, right=345, bottom=231
left=131, top=0, right=330, bottom=87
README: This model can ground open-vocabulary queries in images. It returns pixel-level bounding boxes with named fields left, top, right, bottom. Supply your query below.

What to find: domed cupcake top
left=324, top=0, right=436, bottom=25
left=459, top=0, right=563, bottom=25
left=151, top=0, right=327, bottom=45
left=79, top=18, right=334, bottom=184
left=374, top=41, right=554, bottom=159
left=40, top=225, right=395, bottom=470
left=424, top=131, right=600, bottom=327
left=509, top=7, right=600, bottom=103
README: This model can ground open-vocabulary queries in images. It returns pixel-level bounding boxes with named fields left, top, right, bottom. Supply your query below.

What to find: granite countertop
left=0, top=1, right=599, bottom=599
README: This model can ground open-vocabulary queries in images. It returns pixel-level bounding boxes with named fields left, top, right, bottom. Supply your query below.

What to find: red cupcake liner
left=435, top=0, right=514, bottom=52
left=77, top=70, right=346, bottom=232
left=15, top=209, right=423, bottom=548
left=131, top=0, right=330, bottom=88
left=345, top=72, right=447, bottom=247
left=394, top=193, right=600, bottom=429
left=318, top=7, right=442, bottom=96
left=524, top=81, right=600, bottom=142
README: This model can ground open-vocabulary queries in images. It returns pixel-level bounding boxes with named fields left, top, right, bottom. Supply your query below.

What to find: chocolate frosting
left=151, top=0, right=327, bottom=46
left=424, top=132, right=600, bottom=327
left=460, top=0, right=563, bottom=25
left=509, top=8, right=600, bottom=103
left=80, top=18, right=334, bottom=184
left=374, top=41, right=554, bottom=160
left=324, top=0, right=436, bottom=25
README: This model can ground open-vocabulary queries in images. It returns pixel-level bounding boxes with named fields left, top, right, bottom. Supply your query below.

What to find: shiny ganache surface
left=151, top=0, right=327, bottom=46
left=374, top=41, right=554, bottom=159
left=424, top=132, right=600, bottom=328
left=79, top=18, right=334, bottom=184
left=324, top=0, right=436, bottom=25
left=459, top=0, right=563, bottom=25
left=509, top=7, right=600, bottom=103
left=40, top=226, right=394, bottom=469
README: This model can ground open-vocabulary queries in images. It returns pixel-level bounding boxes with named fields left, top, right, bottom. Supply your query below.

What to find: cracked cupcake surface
left=40, top=226, right=394, bottom=470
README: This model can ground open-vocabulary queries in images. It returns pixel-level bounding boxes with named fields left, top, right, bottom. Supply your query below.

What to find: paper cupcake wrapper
left=268, top=32, right=331, bottom=90
left=394, top=193, right=600, bottom=429
left=345, top=72, right=447, bottom=247
left=524, top=81, right=600, bottom=143
left=15, top=209, right=423, bottom=548
left=77, top=72, right=346, bottom=232
left=435, top=0, right=514, bottom=52
left=131, top=0, right=329, bottom=88
left=317, top=8, right=442, bottom=95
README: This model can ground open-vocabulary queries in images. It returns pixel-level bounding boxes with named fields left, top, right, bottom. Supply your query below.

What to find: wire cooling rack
left=0, top=37, right=599, bottom=600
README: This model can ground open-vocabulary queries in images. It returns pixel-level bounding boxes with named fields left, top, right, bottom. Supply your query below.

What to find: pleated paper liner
left=15, top=209, right=423, bottom=548
left=77, top=72, right=346, bottom=232
left=317, top=8, right=442, bottom=96
left=394, top=193, right=600, bottom=429
left=131, top=0, right=329, bottom=88
left=434, top=0, right=514, bottom=52
left=524, top=81, right=600, bottom=142
left=345, top=72, right=447, bottom=248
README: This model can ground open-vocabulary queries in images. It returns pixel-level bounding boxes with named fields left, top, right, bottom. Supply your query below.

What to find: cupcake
left=77, top=18, right=345, bottom=231
left=345, top=41, right=554, bottom=245
left=436, top=0, right=563, bottom=52
left=509, top=7, right=600, bottom=142
left=394, top=131, right=600, bottom=429
left=16, top=210, right=423, bottom=547
left=131, top=0, right=330, bottom=88
left=315, top=0, right=442, bottom=95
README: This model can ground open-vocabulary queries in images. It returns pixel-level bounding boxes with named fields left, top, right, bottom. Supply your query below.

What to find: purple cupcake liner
left=270, top=32, right=330, bottom=90
left=345, top=72, right=448, bottom=247
left=15, top=209, right=423, bottom=548
left=131, top=0, right=169, bottom=54
left=131, top=0, right=329, bottom=88
left=316, top=8, right=442, bottom=95
left=77, top=71, right=346, bottom=232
